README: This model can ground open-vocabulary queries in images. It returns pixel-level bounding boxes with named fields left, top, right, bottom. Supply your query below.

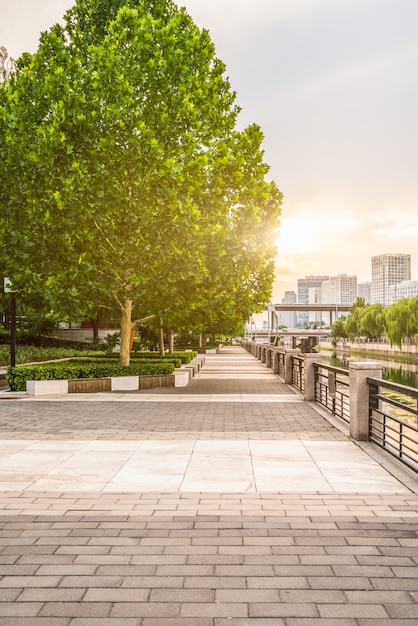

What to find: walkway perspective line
left=0, top=345, right=417, bottom=624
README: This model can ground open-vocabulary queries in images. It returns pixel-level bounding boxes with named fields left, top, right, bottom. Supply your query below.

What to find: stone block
left=111, top=376, right=139, bottom=391
left=174, top=370, right=190, bottom=387
left=26, top=380, right=69, bottom=396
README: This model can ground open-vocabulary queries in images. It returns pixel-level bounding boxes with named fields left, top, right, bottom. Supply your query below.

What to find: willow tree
left=385, top=297, right=418, bottom=348
left=0, top=0, right=281, bottom=364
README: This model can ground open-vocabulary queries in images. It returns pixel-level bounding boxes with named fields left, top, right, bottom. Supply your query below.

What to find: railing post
left=284, top=349, right=300, bottom=384
left=272, top=348, right=281, bottom=374
left=349, top=362, right=382, bottom=441
left=303, top=353, right=323, bottom=401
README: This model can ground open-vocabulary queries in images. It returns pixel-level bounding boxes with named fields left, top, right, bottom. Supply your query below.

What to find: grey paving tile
left=38, top=602, right=112, bottom=617
left=215, top=620, right=285, bottom=626
left=110, top=601, right=180, bottom=617
left=1, top=616, right=71, bottom=626
left=249, top=602, right=318, bottom=617
left=0, top=347, right=417, bottom=624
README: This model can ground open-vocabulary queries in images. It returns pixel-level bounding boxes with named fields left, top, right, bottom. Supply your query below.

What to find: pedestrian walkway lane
left=0, top=346, right=417, bottom=624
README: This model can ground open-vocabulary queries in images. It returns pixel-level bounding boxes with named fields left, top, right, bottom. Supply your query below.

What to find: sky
left=1, top=0, right=418, bottom=302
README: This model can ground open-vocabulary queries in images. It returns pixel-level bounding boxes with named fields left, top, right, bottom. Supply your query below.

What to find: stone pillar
left=284, top=349, right=300, bottom=384
left=272, top=348, right=283, bottom=375
left=266, top=347, right=273, bottom=369
left=303, top=353, right=323, bottom=402
left=349, top=362, right=382, bottom=441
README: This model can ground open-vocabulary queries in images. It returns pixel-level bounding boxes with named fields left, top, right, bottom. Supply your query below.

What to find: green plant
left=7, top=360, right=175, bottom=392
left=103, top=332, right=120, bottom=354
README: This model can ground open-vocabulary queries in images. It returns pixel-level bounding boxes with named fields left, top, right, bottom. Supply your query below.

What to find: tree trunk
left=129, top=327, right=136, bottom=351
left=199, top=332, right=206, bottom=348
left=159, top=317, right=165, bottom=357
left=169, top=330, right=174, bottom=353
left=119, top=299, right=135, bottom=366
left=89, top=317, right=99, bottom=340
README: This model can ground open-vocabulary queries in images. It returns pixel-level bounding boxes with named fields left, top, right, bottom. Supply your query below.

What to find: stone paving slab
left=0, top=346, right=417, bottom=624
left=0, top=438, right=407, bottom=494
left=0, top=492, right=418, bottom=517
left=0, top=513, right=417, bottom=624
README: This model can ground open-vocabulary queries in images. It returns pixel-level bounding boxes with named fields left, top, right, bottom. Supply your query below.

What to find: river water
left=322, top=351, right=418, bottom=389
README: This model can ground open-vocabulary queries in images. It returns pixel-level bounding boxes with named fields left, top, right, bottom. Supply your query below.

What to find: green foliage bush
left=79, top=351, right=198, bottom=364
left=0, top=331, right=95, bottom=350
left=7, top=360, right=175, bottom=392
left=124, top=351, right=198, bottom=364
left=0, top=345, right=103, bottom=367
left=0, top=337, right=197, bottom=367
left=75, top=356, right=184, bottom=368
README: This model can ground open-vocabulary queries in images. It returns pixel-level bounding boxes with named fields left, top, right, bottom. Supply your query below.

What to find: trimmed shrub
left=129, top=351, right=198, bottom=364
left=0, top=332, right=96, bottom=350
left=7, top=360, right=175, bottom=392
left=75, top=356, right=184, bottom=368
left=75, top=351, right=197, bottom=364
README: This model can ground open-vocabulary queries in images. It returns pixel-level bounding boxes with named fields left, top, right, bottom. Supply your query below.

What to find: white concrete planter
left=24, top=366, right=195, bottom=395
left=26, top=380, right=69, bottom=396
left=111, top=376, right=139, bottom=391
left=174, top=370, right=190, bottom=387
left=182, top=365, right=195, bottom=379
left=188, top=361, right=200, bottom=374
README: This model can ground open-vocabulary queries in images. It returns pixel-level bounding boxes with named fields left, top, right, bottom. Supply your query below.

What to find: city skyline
left=1, top=0, right=418, bottom=302
left=277, top=251, right=415, bottom=305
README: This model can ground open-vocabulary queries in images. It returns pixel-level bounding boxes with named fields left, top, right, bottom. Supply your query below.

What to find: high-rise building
left=297, top=275, right=329, bottom=326
left=278, top=291, right=297, bottom=328
left=388, top=279, right=418, bottom=304
left=357, top=281, right=371, bottom=304
left=321, top=274, right=358, bottom=306
left=308, top=287, right=322, bottom=325
left=371, top=254, right=411, bottom=305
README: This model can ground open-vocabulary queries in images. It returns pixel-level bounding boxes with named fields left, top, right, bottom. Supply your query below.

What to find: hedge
left=74, top=356, right=184, bottom=368
left=77, top=352, right=198, bottom=364
left=130, top=351, right=198, bottom=363
left=0, top=332, right=94, bottom=350
left=7, top=360, right=175, bottom=392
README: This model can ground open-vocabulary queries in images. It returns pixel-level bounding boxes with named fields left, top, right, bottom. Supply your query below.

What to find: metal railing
left=242, top=341, right=418, bottom=474
left=314, top=363, right=350, bottom=423
left=368, top=377, right=418, bottom=473
left=292, top=355, right=304, bottom=392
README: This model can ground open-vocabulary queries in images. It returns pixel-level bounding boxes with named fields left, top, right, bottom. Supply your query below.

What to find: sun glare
left=276, top=214, right=322, bottom=255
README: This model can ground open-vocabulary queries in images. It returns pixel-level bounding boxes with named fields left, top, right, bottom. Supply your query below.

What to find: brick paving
left=0, top=346, right=417, bottom=624
left=0, top=399, right=346, bottom=440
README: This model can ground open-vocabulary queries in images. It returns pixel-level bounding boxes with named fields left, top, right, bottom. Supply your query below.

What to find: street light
left=3, top=277, right=16, bottom=367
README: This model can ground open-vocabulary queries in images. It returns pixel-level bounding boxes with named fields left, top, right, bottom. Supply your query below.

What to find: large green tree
left=385, top=297, right=418, bottom=348
left=0, top=0, right=281, bottom=363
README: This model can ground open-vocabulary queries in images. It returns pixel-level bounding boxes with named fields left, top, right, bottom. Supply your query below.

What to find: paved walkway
left=0, top=346, right=417, bottom=624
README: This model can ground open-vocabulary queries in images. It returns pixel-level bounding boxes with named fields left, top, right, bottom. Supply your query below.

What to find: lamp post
left=3, top=278, right=16, bottom=367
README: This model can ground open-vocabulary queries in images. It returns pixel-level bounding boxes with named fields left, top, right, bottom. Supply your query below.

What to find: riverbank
left=320, top=340, right=418, bottom=363
left=319, top=344, right=418, bottom=388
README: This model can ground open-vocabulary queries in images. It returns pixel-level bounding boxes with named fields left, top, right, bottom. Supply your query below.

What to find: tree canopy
left=0, top=0, right=282, bottom=362
left=331, top=296, right=418, bottom=349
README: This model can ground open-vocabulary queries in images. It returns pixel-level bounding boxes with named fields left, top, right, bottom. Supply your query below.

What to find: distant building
left=297, top=275, right=329, bottom=326
left=357, top=281, right=371, bottom=304
left=388, top=280, right=418, bottom=304
left=321, top=274, right=358, bottom=306
left=308, top=287, right=322, bottom=325
left=371, top=253, right=411, bottom=305
left=278, top=291, right=297, bottom=328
